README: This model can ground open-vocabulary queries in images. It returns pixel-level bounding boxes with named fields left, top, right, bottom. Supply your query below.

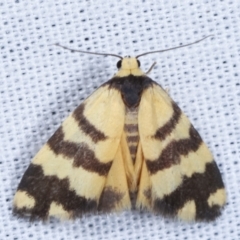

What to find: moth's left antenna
left=54, top=43, right=123, bottom=59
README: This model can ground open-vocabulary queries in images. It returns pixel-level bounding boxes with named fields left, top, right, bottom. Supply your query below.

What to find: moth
left=13, top=37, right=226, bottom=222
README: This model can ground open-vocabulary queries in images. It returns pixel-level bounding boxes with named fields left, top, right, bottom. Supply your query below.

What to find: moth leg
left=165, top=87, right=170, bottom=94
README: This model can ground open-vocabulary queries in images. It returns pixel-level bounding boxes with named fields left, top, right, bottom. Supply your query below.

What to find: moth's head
left=115, top=57, right=143, bottom=77
left=116, top=57, right=141, bottom=71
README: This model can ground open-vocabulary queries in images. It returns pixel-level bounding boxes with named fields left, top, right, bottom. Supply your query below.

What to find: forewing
left=137, top=83, right=226, bottom=221
left=13, top=84, right=126, bottom=220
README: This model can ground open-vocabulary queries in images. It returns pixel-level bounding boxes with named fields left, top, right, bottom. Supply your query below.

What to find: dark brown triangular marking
left=48, top=127, right=112, bottom=176
left=73, top=103, right=107, bottom=143
left=105, top=75, right=153, bottom=108
left=153, top=161, right=225, bottom=221
left=146, top=125, right=202, bottom=174
left=154, top=102, right=181, bottom=141
left=98, top=186, right=124, bottom=212
left=14, top=164, right=97, bottom=220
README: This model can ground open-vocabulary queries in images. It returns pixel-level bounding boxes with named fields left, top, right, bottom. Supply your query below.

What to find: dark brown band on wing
left=153, top=161, right=225, bottom=221
left=146, top=125, right=202, bottom=174
left=154, top=102, right=181, bottom=141
left=73, top=143, right=112, bottom=176
left=48, top=127, right=112, bottom=176
left=73, top=104, right=107, bottom=143
left=48, top=127, right=78, bottom=158
left=98, top=186, right=124, bottom=212
left=14, top=164, right=97, bottom=220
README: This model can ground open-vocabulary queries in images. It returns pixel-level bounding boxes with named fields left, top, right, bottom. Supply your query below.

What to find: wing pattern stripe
left=48, top=126, right=112, bottom=176
left=48, top=127, right=78, bottom=158
left=153, top=161, right=225, bottom=221
left=146, top=125, right=202, bottom=174
left=14, top=164, right=97, bottom=220
left=73, top=104, right=107, bottom=143
left=98, top=187, right=124, bottom=212
left=154, top=102, right=182, bottom=141
left=73, top=143, right=112, bottom=176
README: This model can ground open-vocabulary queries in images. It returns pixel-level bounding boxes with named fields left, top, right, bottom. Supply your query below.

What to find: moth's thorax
left=115, top=57, right=145, bottom=77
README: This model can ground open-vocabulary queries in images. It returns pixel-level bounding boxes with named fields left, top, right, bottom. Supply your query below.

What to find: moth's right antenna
left=136, top=35, right=213, bottom=58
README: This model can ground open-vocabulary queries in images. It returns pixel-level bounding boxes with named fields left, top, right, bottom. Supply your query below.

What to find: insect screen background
left=0, top=0, right=239, bottom=239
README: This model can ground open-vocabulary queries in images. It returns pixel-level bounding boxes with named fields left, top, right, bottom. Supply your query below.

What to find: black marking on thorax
left=106, top=75, right=153, bottom=108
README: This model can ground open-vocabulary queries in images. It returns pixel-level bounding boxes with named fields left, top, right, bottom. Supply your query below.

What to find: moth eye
left=116, top=60, right=122, bottom=69
left=137, top=60, right=141, bottom=67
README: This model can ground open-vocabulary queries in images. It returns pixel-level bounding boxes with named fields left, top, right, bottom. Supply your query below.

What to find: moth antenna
left=54, top=43, right=123, bottom=59
left=145, top=62, right=157, bottom=75
left=136, top=35, right=213, bottom=58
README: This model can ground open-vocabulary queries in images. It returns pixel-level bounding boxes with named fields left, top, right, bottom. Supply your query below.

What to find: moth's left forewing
left=137, top=83, right=226, bottom=221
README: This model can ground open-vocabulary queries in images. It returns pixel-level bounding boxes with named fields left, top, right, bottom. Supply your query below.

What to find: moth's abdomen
left=124, top=107, right=139, bottom=164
